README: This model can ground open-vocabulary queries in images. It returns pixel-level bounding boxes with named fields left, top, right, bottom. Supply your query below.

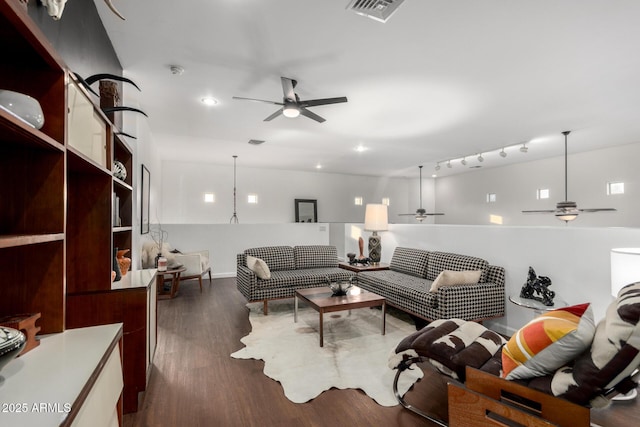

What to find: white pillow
left=429, top=270, right=482, bottom=292
left=247, top=255, right=271, bottom=280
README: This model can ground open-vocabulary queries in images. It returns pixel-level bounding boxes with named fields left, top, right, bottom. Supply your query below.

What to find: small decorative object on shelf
left=113, top=247, right=122, bottom=282
left=0, top=89, right=45, bottom=129
left=520, top=266, right=555, bottom=306
left=0, top=326, right=26, bottom=374
left=157, top=256, right=168, bottom=272
left=327, top=276, right=354, bottom=296
left=0, top=313, right=41, bottom=356
left=347, top=253, right=356, bottom=264
left=113, top=160, right=127, bottom=180
left=117, top=249, right=132, bottom=276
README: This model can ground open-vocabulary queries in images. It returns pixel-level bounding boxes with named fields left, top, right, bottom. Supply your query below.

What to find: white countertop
left=0, top=323, right=123, bottom=427
left=111, top=268, right=156, bottom=290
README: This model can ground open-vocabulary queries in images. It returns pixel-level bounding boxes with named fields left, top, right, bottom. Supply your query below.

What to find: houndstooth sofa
left=236, top=245, right=355, bottom=314
left=356, top=247, right=505, bottom=322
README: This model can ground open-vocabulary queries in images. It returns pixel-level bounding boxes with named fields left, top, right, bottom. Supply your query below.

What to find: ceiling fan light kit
left=233, top=77, right=347, bottom=123
left=522, top=131, right=616, bottom=222
left=399, top=166, right=444, bottom=222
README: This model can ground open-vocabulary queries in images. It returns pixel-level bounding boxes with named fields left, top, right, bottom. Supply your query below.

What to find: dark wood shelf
left=67, top=146, right=111, bottom=176
left=0, top=233, right=65, bottom=249
left=0, top=110, right=64, bottom=151
left=113, top=226, right=133, bottom=233
left=114, top=178, right=133, bottom=191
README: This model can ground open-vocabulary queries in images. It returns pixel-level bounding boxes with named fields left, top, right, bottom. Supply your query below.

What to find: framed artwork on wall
left=141, top=164, right=150, bottom=234
left=295, top=199, right=318, bottom=223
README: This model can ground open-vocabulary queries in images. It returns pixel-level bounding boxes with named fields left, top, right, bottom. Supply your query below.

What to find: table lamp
left=364, top=204, right=388, bottom=265
left=611, top=248, right=640, bottom=298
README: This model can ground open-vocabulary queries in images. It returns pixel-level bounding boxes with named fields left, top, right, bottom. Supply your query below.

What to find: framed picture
left=295, top=199, right=318, bottom=223
left=141, top=164, right=150, bottom=234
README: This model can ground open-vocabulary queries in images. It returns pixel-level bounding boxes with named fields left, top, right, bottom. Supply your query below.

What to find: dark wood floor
left=124, top=278, right=638, bottom=427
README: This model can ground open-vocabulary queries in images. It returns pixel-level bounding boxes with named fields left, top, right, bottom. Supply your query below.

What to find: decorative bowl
left=0, top=89, right=45, bottom=129
left=329, top=281, right=353, bottom=296
left=0, top=326, right=27, bottom=373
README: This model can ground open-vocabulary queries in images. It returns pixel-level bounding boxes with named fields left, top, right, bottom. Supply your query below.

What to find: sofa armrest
left=236, top=263, right=258, bottom=301
left=436, top=282, right=505, bottom=321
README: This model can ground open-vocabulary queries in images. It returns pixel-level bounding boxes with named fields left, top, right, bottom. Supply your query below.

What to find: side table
left=156, top=266, right=187, bottom=300
left=508, top=294, right=568, bottom=316
left=338, top=261, right=390, bottom=272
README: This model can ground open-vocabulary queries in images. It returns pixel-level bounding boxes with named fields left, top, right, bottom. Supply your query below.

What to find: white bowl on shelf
left=0, top=89, right=45, bottom=129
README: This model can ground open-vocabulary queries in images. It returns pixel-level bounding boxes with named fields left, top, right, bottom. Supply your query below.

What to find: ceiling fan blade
left=522, top=210, right=556, bottom=214
left=299, top=107, right=326, bottom=123
left=232, top=96, right=283, bottom=106
left=263, top=109, right=283, bottom=121
left=579, top=208, right=617, bottom=212
left=398, top=213, right=416, bottom=216
left=281, top=77, right=297, bottom=101
left=423, top=213, right=445, bottom=216
left=300, top=97, right=348, bottom=107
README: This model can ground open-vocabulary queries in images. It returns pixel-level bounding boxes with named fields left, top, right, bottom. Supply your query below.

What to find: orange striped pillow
left=502, top=303, right=595, bottom=380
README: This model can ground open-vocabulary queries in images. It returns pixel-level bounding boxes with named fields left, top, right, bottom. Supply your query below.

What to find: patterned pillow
left=429, top=270, right=482, bottom=292
left=502, top=303, right=595, bottom=380
left=389, top=247, right=430, bottom=278
left=294, top=245, right=337, bottom=269
left=246, top=255, right=271, bottom=279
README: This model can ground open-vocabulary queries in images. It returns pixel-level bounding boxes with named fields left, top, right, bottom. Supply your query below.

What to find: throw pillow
left=502, top=303, right=596, bottom=380
left=429, top=270, right=482, bottom=292
left=247, top=255, right=271, bottom=280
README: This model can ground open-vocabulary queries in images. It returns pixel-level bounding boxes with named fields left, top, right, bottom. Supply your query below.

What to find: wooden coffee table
left=294, top=286, right=386, bottom=347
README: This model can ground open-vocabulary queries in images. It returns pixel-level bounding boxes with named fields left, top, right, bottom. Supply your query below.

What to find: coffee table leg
left=381, top=301, right=386, bottom=336
left=319, top=310, right=324, bottom=347
left=294, top=295, right=298, bottom=323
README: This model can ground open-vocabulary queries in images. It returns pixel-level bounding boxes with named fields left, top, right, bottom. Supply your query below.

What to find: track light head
left=499, top=148, right=507, bottom=158
left=435, top=163, right=440, bottom=171
left=446, top=161, right=452, bottom=168
left=461, top=158, right=467, bottom=166
left=520, top=143, right=528, bottom=153
left=477, top=153, right=484, bottom=162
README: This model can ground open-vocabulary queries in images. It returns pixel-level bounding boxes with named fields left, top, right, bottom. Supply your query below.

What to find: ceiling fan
left=232, top=77, right=347, bottom=123
left=522, top=130, right=616, bottom=222
left=399, top=166, right=444, bottom=222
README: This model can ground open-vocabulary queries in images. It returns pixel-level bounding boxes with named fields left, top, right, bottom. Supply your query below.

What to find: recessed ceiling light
left=201, top=97, right=218, bottom=106
left=316, top=164, right=322, bottom=169
left=355, top=145, right=367, bottom=152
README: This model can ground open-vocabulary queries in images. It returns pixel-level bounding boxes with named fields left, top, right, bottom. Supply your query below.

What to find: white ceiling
left=94, top=0, right=640, bottom=178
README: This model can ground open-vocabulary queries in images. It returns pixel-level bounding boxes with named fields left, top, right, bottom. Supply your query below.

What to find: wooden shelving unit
left=1, top=1, right=155, bottom=415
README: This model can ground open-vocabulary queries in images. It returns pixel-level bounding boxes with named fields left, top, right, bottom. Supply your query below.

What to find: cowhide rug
left=231, top=300, right=423, bottom=406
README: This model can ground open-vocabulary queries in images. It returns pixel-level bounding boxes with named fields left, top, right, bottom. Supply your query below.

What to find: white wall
left=159, top=161, right=438, bottom=225
left=337, top=223, right=640, bottom=335
left=434, top=142, right=640, bottom=227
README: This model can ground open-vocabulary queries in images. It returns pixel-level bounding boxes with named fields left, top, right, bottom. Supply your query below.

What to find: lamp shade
left=611, top=248, right=640, bottom=297
left=364, top=204, right=388, bottom=232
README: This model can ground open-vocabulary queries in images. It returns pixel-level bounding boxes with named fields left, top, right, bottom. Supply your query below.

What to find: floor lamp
left=364, top=204, right=388, bottom=265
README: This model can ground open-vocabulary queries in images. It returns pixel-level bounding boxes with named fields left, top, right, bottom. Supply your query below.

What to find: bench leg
left=263, top=300, right=268, bottom=315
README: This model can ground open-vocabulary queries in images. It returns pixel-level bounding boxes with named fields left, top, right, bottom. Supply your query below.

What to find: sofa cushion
left=389, top=247, right=430, bottom=278
left=244, top=246, right=295, bottom=271
left=246, top=255, right=271, bottom=280
left=502, top=303, right=595, bottom=380
left=256, top=267, right=353, bottom=290
left=294, top=245, right=338, bottom=269
left=357, top=270, right=438, bottom=309
left=426, top=251, right=489, bottom=282
left=429, top=270, right=482, bottom=292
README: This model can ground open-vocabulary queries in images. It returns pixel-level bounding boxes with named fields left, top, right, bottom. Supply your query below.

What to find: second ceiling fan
left=522, top=130, right=616, bottom=222
left=232, top=77, right=347, bottom=123
left=399, top=166, right=444, bottom=222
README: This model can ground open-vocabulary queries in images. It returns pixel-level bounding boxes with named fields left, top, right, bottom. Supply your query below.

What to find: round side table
left=509, top=294, right=568, bottom=316
left=156, top=266, right=187, bottom=299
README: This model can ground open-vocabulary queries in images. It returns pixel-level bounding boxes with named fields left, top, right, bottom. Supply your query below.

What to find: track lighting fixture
left=499, top=148, right=507, bottom=158
left=435, top=163, right=441, bottom=171
left=477, top=153, right=484, bottom=162
left=461, top=157, right=467, bottom=166
left=520, top=143, right=528, bottom=153
left=446, top=161, right=452, bottom=168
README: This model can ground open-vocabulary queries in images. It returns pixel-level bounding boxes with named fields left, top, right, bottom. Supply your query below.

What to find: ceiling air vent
left=346, top=0, right=405, bottom=23
left=248, top=139, right=265, bottom=145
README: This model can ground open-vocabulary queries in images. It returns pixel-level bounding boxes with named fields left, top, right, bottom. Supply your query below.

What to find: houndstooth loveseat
left=356, top=247, right=505, bottom=322
left=236, top=245, right=355, bottom=314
